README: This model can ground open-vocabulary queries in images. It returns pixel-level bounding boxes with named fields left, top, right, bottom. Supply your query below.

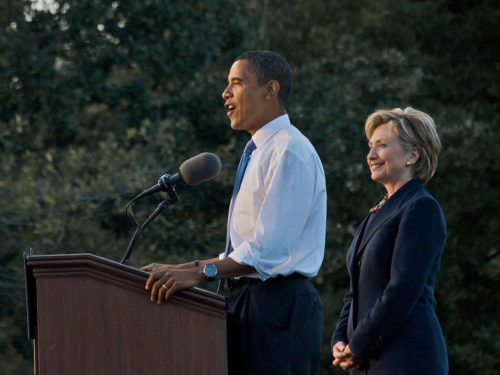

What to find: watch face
left=203, top=263, right=217, bottom=281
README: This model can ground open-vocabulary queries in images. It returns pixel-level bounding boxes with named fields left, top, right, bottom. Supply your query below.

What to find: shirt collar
left=251, top=114, right=291, bottom=149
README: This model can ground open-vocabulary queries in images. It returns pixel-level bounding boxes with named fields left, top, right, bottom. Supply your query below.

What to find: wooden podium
left=25, top=253, right=227, bottom=375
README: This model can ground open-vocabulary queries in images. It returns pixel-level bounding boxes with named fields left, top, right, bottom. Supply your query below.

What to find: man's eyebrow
left=228, top=77, right=244, bottom=83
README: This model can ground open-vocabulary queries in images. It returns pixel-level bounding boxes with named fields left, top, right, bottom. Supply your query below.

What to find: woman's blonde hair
left=365, top=107, right=441, bottom=184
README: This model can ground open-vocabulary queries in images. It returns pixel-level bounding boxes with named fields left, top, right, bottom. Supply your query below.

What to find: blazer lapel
left=347, top=215, right=371, bottom=272
left=355, top=180, right=423, bottom=261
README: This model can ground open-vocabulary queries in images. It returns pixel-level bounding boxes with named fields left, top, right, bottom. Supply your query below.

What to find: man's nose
left=222, top=86, right=232, bottom=100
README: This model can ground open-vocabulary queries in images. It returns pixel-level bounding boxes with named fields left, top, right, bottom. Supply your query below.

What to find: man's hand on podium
left=141, top=257, right=255, bottom=304
left=143, top=266, right=204, bottom=304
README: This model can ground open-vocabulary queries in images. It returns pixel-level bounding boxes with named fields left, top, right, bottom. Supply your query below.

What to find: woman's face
left=367, top=123, right=415, bottom=194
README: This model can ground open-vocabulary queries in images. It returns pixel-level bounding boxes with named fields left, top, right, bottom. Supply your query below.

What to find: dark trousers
left=227, top=274, right=323, bottom=375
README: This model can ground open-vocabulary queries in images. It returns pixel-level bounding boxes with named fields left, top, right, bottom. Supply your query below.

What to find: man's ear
left=264, top=80, right=280, bottom=100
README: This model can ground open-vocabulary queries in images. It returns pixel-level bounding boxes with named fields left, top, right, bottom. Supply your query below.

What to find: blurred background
left=0, top=0, right=498, bottom=373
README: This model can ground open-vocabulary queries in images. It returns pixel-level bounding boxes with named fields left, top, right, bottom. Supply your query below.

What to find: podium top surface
left=26, top=253, right=226, bottom=317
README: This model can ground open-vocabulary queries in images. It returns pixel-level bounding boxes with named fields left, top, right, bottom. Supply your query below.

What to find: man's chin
left=230, top=121, right=242, bottom=131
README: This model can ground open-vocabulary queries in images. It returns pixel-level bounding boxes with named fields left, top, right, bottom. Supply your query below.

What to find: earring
left=405, top=161, right=412, bottom=167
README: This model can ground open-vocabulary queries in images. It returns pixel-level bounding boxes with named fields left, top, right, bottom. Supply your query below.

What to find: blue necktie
left=217, top=139, right=256, bottom=293
left=229, top=139, right=257, bottom=207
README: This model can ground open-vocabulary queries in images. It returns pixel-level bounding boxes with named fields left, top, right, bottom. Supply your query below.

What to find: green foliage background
left=1, top=0, right=498, bottom=373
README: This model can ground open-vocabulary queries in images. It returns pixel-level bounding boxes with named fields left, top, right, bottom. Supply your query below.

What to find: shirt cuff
left=228, top=242, right=269, bottom=280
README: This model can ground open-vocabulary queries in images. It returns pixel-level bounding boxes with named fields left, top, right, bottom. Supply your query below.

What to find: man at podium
left=142, top=51, right=327, bottom=375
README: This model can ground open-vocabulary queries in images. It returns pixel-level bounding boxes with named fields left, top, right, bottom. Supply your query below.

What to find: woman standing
left=331, top=108, right=448, bottom=374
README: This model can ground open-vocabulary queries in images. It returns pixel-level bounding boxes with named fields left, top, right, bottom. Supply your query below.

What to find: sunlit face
left=367, top=123, right=415, bottom=194
left=221, top=59, right=269, bottom=135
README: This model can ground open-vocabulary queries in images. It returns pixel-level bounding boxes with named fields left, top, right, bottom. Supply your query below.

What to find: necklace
left=369, top=194, right=388, bottom=213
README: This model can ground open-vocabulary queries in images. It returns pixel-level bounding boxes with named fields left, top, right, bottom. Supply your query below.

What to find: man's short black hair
left=235, top=51, right=293, bottom=105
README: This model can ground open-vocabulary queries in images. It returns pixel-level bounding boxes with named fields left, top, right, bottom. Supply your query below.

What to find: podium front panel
left=28, top=254, right=227, bottom=375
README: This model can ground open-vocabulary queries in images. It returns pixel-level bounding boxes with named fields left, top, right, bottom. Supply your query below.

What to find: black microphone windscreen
left=179, top=152, right=222, bottom=185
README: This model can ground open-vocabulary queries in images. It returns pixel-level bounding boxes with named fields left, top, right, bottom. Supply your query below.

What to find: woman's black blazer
left=332, top=179, right=448, bottom=375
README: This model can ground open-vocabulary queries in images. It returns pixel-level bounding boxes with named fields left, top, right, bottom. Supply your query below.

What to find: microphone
left=134, top=152, right=222, bottom=200
left=171, top=151, right=222, bottom=185
left=120, top=152, right=222, bottom=265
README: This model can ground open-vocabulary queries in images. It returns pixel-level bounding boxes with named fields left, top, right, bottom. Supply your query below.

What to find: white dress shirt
left=222, top=114, right=327, bottom=280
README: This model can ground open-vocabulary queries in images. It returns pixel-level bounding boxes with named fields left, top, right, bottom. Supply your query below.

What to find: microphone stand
left=121, top=181, right=179, bottom=265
